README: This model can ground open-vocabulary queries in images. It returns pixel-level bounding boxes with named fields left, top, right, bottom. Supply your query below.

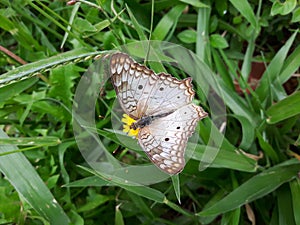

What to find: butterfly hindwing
left=138, top=104, right=207, bottom=174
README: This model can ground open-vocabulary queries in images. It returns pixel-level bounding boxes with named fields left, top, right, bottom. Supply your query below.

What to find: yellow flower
left=121, top=114, right=139, bottom=138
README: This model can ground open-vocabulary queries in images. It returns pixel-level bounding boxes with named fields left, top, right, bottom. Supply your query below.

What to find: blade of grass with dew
left=0, top=129, right=70, bottom=224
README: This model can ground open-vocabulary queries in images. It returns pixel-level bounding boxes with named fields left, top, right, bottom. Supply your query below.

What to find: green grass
left=0, top=0, right=300, bottom=224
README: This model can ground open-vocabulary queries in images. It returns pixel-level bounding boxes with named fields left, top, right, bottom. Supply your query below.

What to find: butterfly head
left=121, top=114, right=140, bottom=138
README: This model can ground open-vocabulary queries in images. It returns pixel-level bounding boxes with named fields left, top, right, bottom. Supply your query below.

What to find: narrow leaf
left=198, top=159, right=300, bottom=216
left=266, top=92, right=300, bottom=124
left=0, top=130, right=70, bottom=224
left=152, top=4, right=186, bottom=40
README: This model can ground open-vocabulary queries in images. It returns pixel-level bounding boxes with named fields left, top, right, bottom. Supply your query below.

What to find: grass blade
left=152, top=4, right=186, bottom=40
left=198, top=159, right=300, bottom=217
left=229, top=0, right=258, bottom=30
left=0, top=130, right=70, bottom=224
left=0, top=48, right=104, bottom=87
left=266, top=92, right=300, bottom=124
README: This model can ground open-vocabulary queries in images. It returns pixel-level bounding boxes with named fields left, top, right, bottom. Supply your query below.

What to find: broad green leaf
left=177, top=29, right=197, bottom=43
left=0, top=129, right=70, bottom=224
left=271, top=0, right=297, bottom=15
left=10, top=90, right=47, bottom=125
left=291, top=7, right=300, bottom=22
left=74, top=17, right=97, bottom=33
left=210, top=34, right=229, bottom=49
left=0, top=184, right=20, bottom=222
left=49, top=64, right=81, bottom=107
left=266, top=92, right=300, bottom=124
left=31, top=100, right=70, bottom=122
left=198, top=159, right=300, bottom=217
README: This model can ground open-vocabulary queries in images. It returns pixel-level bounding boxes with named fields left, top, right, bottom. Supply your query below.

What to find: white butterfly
left=110, top=53, right=208, bottom=174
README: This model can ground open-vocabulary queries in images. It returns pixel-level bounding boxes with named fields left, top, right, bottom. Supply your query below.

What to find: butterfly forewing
left=110, top=53, right=196, bottom=118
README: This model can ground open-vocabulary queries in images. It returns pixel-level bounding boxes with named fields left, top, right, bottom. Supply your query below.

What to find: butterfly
left=110, top=52, right=208, bottom=174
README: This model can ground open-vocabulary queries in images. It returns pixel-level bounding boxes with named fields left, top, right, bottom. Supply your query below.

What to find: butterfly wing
left=110, top=53, right=195, bottom=119
left=138, top=104, right=207, bottom=174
